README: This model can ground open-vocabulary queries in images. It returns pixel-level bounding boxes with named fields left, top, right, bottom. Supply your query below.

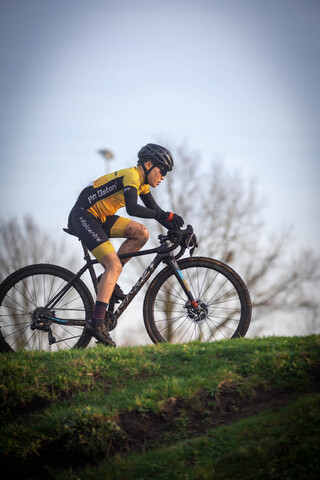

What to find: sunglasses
left=159, top=167, right=168, bottom=177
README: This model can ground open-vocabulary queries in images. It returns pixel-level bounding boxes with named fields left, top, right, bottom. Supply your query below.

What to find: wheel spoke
left=145, top=258, right=251, bottom=344
left=0, top=267, right=93, bottom=352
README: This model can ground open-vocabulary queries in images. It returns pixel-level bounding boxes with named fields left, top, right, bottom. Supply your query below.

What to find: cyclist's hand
left=157, top=211, right=184, bottom=229
left=160, top=219, right=179, bottom=231
left=168, top=212, right=184, bottom=228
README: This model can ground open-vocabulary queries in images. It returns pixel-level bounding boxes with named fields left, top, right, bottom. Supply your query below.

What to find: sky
left=0, top=0, right=320, bottom=256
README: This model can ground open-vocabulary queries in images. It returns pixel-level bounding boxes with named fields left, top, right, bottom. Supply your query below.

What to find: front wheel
left=143, top=257, right=252, bottom=344
left=0, top=264, right=94, bottom=352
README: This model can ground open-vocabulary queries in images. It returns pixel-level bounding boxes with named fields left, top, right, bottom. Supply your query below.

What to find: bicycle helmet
left=137, top=143, right=174, bottom=174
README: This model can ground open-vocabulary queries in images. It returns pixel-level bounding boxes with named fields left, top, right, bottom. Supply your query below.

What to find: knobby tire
left=143, top=257, right=252, bottom=344
left=0, top=264, right=94, bottom=352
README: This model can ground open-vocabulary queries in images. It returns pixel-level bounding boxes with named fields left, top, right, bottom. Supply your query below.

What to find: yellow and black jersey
left=77, top=167, right=150, bottom=222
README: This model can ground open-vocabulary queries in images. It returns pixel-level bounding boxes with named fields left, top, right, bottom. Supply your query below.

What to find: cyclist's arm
left=124, top=187, right=184, bottom=228
left=141, top=192, right=184, bottom=228
left=124, top=187, right=158, bottom=219
left=140, top=191, right=163, bottom=215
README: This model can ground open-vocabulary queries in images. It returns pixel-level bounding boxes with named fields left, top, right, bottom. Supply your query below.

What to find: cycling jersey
left=68, top=166, right=163, bottom=261
left=77, top=167, right=151, bottom=223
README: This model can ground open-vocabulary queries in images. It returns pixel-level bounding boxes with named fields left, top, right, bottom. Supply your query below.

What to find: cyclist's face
left=148, top=166, right=165, bottom=188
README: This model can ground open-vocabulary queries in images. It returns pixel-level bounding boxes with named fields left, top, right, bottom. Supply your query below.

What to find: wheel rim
left=152, top=264, right=244, bottom=343
left=0, top=272, right=89, bottom=352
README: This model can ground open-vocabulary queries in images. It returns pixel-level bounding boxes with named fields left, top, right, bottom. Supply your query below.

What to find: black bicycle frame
left=44, top=239, right=198, bottom=324
left=113, top=255, right=162, bottom=319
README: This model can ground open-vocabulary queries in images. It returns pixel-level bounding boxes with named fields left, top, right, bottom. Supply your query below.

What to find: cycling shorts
left=68, top=203, right=131, bottom=261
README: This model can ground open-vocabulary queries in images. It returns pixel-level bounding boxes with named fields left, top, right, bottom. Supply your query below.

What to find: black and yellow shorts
left=68, top=203, right=131, bottom=261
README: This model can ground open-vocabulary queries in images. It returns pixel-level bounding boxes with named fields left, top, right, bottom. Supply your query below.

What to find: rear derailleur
left=30, top=308, right=57, bottom=345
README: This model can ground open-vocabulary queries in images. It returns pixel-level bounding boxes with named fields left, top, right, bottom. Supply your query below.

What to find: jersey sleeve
left=140, top=184, right=151, bottom=195
left=140, top=191, right=162, bottom=212
left=124, top=187, right=158, bottom=219
left=122, top=169, right=150, bottom=196
left=122, top=169, right=141, bottom=190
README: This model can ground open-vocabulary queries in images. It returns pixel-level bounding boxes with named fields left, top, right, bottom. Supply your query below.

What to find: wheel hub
left=186, top=300, right=209, bottom=322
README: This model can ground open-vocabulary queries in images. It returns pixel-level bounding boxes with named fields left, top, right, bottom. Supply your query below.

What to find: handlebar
left=157, top=224, right=198, bottom=258
left=116, top=224, right=198, bottom=262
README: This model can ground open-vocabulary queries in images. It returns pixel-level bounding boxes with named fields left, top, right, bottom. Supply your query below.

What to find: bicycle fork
left=166, top=257, right=199, bottom=309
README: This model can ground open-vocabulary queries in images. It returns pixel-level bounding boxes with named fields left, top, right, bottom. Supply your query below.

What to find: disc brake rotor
left=186, top=300, right=209, bottom=322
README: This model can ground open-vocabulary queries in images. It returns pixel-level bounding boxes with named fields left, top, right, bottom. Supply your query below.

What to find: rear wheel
left=143, top=257, right=252, bottom=344
left=0, top=264, right=94, bottom=352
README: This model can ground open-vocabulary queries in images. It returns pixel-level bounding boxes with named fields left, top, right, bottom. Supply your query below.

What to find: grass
left=0, top=335, right=319, bottom=479
left=69, top=394, right=320, bottom=480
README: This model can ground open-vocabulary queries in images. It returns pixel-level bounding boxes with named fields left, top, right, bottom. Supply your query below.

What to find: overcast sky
left=0, top=0, right=319, bottom=254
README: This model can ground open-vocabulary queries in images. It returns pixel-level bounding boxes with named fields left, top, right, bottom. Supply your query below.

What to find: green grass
left=67, top=394, right=320, bottom=480
left=0, top=335, right=319, bottom=479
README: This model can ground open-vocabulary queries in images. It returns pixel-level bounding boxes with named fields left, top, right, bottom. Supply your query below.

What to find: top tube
left=64, top=224, right=196, bottom=262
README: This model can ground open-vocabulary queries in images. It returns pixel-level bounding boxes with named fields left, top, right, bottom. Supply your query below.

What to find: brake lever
left=189, top=233, right=198, bottom=257
left=166, top=225, right=198, bottom=257
left=168, top=224, right=194, bottom=241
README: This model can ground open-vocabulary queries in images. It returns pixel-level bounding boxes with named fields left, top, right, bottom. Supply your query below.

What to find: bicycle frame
left=0, top=224, right=252, bottom=351
left=44, top=234, right=198, bottom=326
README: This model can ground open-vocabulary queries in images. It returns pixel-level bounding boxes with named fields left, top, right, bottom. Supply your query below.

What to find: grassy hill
left=0, top=336, right=319, bottom=479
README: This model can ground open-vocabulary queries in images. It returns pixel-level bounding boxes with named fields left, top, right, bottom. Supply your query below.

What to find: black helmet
left=137, top=143, right=174, bottom=172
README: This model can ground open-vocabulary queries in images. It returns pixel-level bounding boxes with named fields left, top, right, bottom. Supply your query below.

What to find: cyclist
left=67, top=143, right=184, bottom=347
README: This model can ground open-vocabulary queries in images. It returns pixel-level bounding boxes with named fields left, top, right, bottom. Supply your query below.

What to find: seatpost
left=81, top=242, right=99, bottom=293
left=81, top=242, right=92, bottom=262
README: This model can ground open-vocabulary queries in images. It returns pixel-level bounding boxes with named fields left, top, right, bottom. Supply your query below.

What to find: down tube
left=114, top=257, right=161, bottom=318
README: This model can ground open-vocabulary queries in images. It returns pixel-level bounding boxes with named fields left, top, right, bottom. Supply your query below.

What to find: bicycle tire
left=0, top=264, right=94, bottom=352
left=143, top=257, right=252, bottom=344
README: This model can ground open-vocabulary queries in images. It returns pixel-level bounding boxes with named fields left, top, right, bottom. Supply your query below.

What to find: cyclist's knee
left=112, top=257, right=123, bottom=276
left=100, top=252, right=123, bottom=276
left=111, top=256, right=123, bottom=276
left=126, top=221, right=149, bottom=244
left=139, top=224, right=149, bottom=244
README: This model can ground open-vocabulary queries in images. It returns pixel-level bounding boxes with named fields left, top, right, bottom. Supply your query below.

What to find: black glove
left=156, top=210, right=184, bottom=229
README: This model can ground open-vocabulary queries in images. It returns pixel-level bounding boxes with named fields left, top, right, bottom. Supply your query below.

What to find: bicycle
left=0, top=225, right=252, bottom=352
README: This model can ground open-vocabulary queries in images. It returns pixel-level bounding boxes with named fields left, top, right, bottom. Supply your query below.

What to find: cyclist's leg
left=68, top=205, right=118, bottom=345
left=69, top=211, right=122, bottom=302
left=68, top=204, right=115, bottom=260
left=105, top=216, right=149, bottom=265
left=96, top=252, right=122, bottom=303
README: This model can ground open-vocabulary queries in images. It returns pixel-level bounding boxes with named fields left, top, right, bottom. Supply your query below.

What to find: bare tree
left=139, top=144, right=320, bottom=337
left=0, top=216, right=83, bottom=350
left=0, top=215, right=77, bottom=281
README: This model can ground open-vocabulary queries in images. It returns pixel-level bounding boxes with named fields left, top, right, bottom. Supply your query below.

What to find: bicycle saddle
left=63, top=227, right=77, bottom=237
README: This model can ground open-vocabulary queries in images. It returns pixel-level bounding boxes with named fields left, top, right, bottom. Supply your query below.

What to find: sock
left=92, top=301, right=108, bottom=325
